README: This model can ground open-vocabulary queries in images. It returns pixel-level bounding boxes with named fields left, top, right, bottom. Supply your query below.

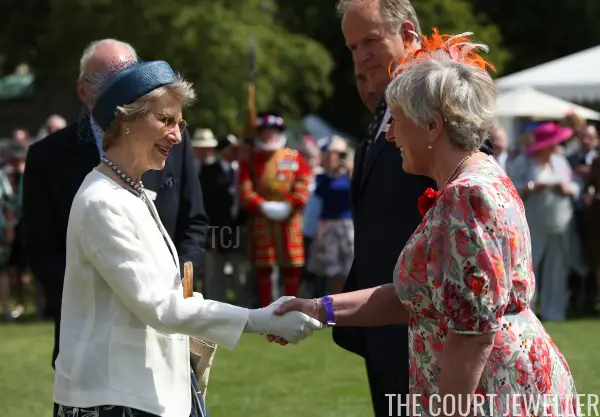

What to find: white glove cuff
left=245, top=308, right=267, bottom=334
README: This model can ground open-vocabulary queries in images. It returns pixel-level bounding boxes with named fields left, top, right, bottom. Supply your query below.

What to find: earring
left=427, top=145, right=432, bottom=150
left=125, top=127, right=130, bottom=135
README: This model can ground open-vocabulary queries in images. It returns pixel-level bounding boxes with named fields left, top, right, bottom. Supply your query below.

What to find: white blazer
left=53, top=169, right=249, bottom=417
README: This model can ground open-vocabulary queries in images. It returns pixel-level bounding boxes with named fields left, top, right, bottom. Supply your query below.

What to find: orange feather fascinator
left=388, top=28, right=495, bottom=79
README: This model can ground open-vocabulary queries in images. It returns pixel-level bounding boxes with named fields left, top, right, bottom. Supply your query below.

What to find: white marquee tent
left=496, top=87, right=600, bottom=120
left=495, top=45, right=600, bottom=102
left=301, top=114, right=356, bottom=143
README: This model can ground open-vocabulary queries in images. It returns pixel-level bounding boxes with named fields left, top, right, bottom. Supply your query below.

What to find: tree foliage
left=413, top=0, right=509, bottom=75
left=2, top=0, right=334, bottom=136
left=276, top=0, right=509, bottom=138
left=469, top=0, right=600, bottom=74
left=16, top=0, right=600, bottom=139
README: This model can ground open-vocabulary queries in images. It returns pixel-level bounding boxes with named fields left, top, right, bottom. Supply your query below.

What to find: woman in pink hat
left=509, top=122, right=581, bottom=321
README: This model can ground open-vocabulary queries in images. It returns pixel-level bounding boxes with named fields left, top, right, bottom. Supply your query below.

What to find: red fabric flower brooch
left=417, top=187, right=440, bottom=217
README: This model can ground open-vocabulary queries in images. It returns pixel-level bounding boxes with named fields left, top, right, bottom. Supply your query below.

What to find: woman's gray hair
left=102, top=76, right=196, bottom=151
left=385, top=40, right=497, bottom=151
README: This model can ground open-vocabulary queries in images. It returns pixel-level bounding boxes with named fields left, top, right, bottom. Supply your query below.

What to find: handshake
left=245, top=296, right=324, bottom=345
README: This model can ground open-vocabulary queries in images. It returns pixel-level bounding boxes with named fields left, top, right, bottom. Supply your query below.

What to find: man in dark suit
left=199, top=134, right=252, bottom=306
left=565, top=124, right=598, bottom=313
left=355, top=72, right=378, bottom=114
left=333, top=1, right=493, bottom=415
left=22, top=38, right=208, bottom=369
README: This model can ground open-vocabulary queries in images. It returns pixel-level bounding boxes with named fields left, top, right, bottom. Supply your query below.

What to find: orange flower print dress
left=394, top=157, right=578, bottom=417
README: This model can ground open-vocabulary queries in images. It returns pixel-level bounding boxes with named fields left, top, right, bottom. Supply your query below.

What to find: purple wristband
left=321, top=295, right=335, bottom=326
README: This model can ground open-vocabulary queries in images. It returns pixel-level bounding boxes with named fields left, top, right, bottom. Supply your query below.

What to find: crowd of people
left=492, top=113, right=600, bottom=321
left=194, top=125, right=355, bottom=307
left=7, top=77, right=598, bottom=328
left=0, top=116, right=66, bottom=321
left=191, top=111, right=600, bottom=327
left=0, top=106, right=359, bottom=321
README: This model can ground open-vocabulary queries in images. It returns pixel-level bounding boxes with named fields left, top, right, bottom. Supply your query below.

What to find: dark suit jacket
left=332, top=104, right=494, bottom=372
left=21, top=120, right=208, bottom=367
left=332, top=123, right=434, bottom=372
left=199, top=159, right=246, bottom=252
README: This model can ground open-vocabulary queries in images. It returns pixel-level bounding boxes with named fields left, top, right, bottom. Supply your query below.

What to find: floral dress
left=394, top=157, right=578, bottom=417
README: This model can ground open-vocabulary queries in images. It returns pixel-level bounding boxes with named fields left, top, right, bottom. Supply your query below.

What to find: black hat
left=216, top=134, right=239, bottom=151
left=256, top=111, right=285, bottom=131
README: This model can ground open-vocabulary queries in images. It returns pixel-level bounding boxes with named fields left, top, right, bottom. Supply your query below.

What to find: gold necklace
left=442, top=151, right=477, bottom=188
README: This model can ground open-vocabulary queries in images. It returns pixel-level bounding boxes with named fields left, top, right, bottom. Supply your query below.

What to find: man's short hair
left=336, top=0, right=421, bottom=37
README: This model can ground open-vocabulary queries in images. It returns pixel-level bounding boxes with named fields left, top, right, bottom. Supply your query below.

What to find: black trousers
left=366, top=359, right=410, bottom=417
left=301, top=236, right=328, bottom=298
left=301, top=236, right=314, bottom=284
left=572, top=209, right=598, bottom=312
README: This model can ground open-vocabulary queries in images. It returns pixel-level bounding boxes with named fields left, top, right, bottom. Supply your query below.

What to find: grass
left=0, top=320, right=599, bottom=417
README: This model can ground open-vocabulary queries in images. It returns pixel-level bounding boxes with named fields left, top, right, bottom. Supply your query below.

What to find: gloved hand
left=245, top=296, right=323, bottom=344
left=260, top=201, right=292, bottom=221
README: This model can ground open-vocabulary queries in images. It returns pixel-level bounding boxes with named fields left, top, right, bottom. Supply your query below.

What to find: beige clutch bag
left=183, top=262, right=218, bottom=398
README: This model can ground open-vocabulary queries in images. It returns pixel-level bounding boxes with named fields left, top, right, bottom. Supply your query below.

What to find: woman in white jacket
left=53, top=60, right=321, bottom=417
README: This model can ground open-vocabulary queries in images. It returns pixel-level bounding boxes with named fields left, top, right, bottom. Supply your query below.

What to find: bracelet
left=320, top=295, right=336, bottom=326
left=311, top=298, right=320, bottom=322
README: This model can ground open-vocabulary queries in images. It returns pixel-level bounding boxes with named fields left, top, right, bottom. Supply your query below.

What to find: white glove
left=245, top=296, right=323, bottom=344
left=259, top=202, right=274, bottom=219
left=260, top=201, right=292, bottom=221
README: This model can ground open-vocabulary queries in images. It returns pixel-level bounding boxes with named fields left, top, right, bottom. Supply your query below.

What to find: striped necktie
left=364, top=99, right=387, bottom=161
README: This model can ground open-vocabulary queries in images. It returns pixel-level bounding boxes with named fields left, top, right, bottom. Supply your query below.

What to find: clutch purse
left=183, top=262, right=218, bottom=399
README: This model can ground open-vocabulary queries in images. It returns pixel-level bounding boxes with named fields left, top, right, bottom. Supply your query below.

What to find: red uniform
left=238, top=146, right=310, bottom=306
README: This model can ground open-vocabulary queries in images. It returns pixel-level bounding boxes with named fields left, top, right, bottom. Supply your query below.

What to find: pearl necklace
left=442, top=151, right=477, bottom=188
left=101, top=156, right=144, bottom=194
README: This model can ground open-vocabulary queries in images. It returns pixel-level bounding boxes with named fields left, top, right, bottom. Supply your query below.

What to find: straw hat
left=327, top=135, right=348, bottom=153
left=527, top=122, right=573, bottom=154
left=191, top=128, right=217, bottom=148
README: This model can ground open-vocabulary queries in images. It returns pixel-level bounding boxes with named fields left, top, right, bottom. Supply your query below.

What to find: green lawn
left=0, top=320, right=598, bottom=417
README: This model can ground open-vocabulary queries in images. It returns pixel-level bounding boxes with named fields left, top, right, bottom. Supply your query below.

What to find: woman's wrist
left=312, top=298, right=327, bottom=323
